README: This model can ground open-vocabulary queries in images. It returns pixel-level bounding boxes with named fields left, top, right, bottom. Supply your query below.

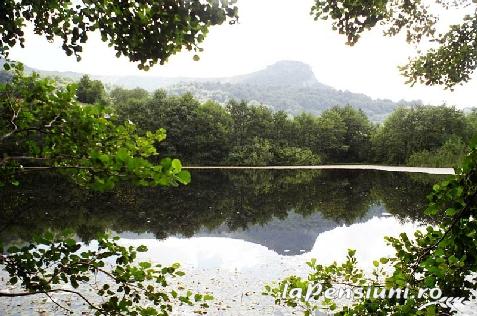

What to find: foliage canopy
left=0, top=0, right=238, bottom=69
left=0, top=66, right=190, bottom=189
left=311, top=0, right=477, bottom=88
left=0, top=233, right=213, bottom=315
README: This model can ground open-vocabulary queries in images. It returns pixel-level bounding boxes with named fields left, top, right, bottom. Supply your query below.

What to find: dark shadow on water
left=0, top=170, right=448, bottom=255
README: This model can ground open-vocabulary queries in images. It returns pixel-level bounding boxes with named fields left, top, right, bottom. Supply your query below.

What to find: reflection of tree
left=298, top=170, right=376, bottom=224
left=371, top=172, right=446, bottom=222
left=0, top=170, right=444, bottom=244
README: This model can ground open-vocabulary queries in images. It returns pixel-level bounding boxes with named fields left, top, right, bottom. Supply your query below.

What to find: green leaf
left=445, top=208, right=457, bottom=216
left=160, top=158, right=172, bottom=169
left=203, top=294, right=214, bottom=301
left=176, top=170, right=191, bottom=184
left=64, top=238, right=77, bottom=247
left=137, top=245, right=148, bottom=252
left=171, top=159, right=182, bottom=171
left=116, top=148, right=130, bottom=162
left=139, top=262, right=152, bottom=269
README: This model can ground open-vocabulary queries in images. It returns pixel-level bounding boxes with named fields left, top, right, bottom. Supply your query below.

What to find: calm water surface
left=0, top=169, right=451, bottom=315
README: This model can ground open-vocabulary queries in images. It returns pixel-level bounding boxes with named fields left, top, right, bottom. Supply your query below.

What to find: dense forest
left=74, top=75, right=476, bottom=168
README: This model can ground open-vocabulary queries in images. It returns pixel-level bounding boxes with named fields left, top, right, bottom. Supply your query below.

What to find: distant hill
left=0, top=59, right=422, bottom=121
left=167, top=61, right=421, bottom=122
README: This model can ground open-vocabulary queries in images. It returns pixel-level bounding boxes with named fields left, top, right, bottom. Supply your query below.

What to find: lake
left=0, top=169, right=452, bottom=315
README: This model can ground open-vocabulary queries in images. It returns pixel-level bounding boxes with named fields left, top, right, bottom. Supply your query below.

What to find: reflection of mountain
left=195, top=205, right=386, bottom=255
left=118, top=215, right=418, bottom=270
left=197, top=211, right=338, bottom=255
left=117, top=205, right=389, bottom=256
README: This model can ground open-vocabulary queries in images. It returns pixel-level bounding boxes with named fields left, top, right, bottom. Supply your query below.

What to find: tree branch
left=16, top=166, right=94, bottom=170
left=44, top=291, right=73, bottom=314
left=1, top=127, right=51, bottom=142
left=1, top=99, right=63, bottom=142
left=411, top=171, right=477, bottom=273
left=44, top=115, right=61, bottom=128
left=0, top=289, right=101, bottom=311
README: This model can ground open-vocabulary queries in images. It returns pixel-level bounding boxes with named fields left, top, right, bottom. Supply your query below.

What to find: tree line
left=77, top=75, right=476, bottom=167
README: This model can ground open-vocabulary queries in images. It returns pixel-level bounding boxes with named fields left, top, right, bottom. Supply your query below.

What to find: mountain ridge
left=165, top=61, right=422, bottom=121
left=0, top=59, right=422, bottom=121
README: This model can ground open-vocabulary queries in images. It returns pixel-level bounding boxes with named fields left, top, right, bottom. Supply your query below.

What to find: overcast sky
left=9, top=0, right=477, bottom=108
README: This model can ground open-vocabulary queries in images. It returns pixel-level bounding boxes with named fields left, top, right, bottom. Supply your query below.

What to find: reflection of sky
left=304, top=216, right=420, bottom=268
left=0, top=216, right=463, bottom=316
left=119, top=216, right=421, bottom=272
left=79, top=217, right=426, bottom=315
left=130, top=237, right=277, bottom=270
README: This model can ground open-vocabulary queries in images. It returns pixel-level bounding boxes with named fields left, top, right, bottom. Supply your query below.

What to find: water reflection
left=0, top=169, right=447, bottom=255
left=122, top=216, right=421, bottom=272
left=193, top=206, right=386, bottom=255
left=0, top=170, right=454, bottom=315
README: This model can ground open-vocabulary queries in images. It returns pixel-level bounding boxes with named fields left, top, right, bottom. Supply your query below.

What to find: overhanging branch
left=0, top=289, right=101, bottom=311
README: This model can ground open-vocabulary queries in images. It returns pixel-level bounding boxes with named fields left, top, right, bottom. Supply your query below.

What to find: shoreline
left=184, top=165, right=455, bottom=175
